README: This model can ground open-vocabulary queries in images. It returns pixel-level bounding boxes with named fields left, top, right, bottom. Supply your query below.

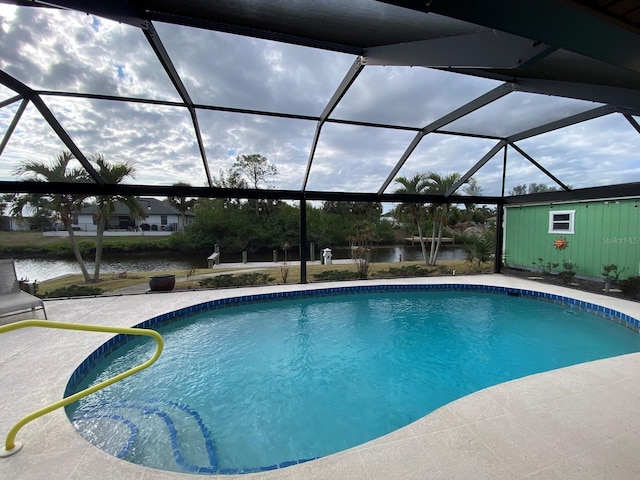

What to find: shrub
left=185, top=267, right=197, bottom=289
left=348, top=221, right=377, bottom=280
left=558, top=260, right=577, bottom=285
left=463, top=235, right=493, bottom=272
left=619, top=276, right=640, bottom=300
left=379, top=265, right=435, bottom=277
left=200, top=275, right=234, bottom=288
left=235, top=272, right=273, bottom=286
left=313, top=270, right=360, bottom=281
left=199, top=272, right=274, bottom=289
left=532, top=258, right=558, bottom=276
left=44, top=284, right=104, bottom=298
left=602, top=264, right=627, bottom=283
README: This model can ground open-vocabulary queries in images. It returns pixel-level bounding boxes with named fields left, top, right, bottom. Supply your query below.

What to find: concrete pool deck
left=1, top=274, right=640, bottom=479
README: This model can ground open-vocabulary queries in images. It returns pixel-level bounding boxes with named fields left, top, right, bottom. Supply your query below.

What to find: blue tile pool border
left=64, top=283, right=640, bottom=474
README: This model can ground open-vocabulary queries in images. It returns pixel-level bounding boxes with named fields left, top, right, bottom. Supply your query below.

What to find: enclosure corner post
left=300, top=197, right=307, bottom=284
left=494, top=203, right=504, bottom=274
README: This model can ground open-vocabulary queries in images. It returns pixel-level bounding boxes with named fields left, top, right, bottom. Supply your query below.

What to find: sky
left=1, top=3, right=640, bottom=200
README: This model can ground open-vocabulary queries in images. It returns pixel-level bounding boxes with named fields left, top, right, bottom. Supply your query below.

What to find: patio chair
left=0, top=259, right=47, bottom=320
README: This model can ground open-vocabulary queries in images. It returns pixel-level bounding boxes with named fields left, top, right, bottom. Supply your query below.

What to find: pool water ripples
left=67, top=290, right=640, bottom=474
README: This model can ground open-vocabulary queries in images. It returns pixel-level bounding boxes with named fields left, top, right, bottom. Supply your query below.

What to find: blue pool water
left=66, top=288, right=640, bottom=475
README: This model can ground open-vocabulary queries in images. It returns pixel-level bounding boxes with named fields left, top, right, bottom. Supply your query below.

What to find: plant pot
left=149, top=274, right=175, bottom=292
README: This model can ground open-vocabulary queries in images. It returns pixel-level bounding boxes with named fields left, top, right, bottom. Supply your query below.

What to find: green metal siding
left=504, top=199, right=640, bottom=280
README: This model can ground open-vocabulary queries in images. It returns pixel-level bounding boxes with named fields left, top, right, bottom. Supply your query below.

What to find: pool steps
left=64, top=284, right=640, bottom=473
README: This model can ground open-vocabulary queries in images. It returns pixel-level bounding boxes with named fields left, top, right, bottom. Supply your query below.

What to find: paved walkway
left=1, top=276, right=640, bottom=479
left=209, top=259, right=354, bottom=269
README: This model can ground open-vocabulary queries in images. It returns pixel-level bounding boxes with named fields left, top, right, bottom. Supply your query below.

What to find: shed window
left=549, top=210, right=575, bottom=234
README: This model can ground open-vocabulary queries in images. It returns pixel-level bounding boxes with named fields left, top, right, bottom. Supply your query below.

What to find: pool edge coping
left=62, top=279, right=640, bottom=476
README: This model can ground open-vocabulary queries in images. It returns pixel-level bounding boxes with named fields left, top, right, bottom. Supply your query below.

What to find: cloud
left=1, top=4, right=640, bottom=197
left=155, top=22, right=353, bottom=116
left=517, top=114, right=640, bottom=189
left=333, top=66, right=501, bottom=127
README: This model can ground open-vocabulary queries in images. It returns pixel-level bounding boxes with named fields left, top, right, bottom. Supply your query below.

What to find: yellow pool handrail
left=0, top=319, right=164, bottom=457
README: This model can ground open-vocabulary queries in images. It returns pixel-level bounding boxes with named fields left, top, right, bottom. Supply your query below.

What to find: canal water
left=13, top=245, right=465, bottom=282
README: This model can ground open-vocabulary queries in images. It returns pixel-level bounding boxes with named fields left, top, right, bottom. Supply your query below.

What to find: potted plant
left=149, top=274, right=176, bottom=292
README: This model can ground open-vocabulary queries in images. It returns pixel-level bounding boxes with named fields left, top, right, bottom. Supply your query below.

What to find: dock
left=404, top=236, right=454, bottom=244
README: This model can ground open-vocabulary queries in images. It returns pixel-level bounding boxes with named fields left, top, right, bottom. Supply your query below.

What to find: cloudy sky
left=2, top=3, right=640, bottom=199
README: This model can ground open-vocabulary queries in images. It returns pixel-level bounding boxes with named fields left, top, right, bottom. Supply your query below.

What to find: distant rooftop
left=79, top=198, right=194, bottom=216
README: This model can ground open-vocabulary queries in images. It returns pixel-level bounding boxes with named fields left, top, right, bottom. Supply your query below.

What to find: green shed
left=504, top=199, right=640, bottom=281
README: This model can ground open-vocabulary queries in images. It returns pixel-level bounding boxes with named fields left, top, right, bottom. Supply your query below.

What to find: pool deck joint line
left=2, top=275, right=640, bottom=480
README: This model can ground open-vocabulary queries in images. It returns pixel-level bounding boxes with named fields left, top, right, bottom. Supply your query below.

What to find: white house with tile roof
left=73, top=197, right=194, bottom=233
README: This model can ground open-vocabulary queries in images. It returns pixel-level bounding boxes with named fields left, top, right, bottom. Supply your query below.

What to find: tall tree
left=213, top=168, right=248, bottom=206
left=90, top=154, right=144, bottom=282
left=12, top=151, right=93, bottom=281
left=232, top=154, right=278, bottom=217
left=233, top=153, right=278, bottom=189
left=393, top=174, right=430, bottom=264
left=509, top=182, right=557, bottom=196
left=213, top=168, right=249, bottom=189
left=463, top=177, right=482, bottom=215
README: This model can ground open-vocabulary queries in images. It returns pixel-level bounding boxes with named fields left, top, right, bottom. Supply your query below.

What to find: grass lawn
left=37, top=259, right=487, bottom=296
left=1, top=230, right=171, bottom=247
left=37, top=268, right=221, bottom=295
left=0, top=230, right=72, bottom=248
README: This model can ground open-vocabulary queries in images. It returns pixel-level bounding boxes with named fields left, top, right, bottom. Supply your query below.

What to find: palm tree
left=425, top=172, right=465, bottom=265
left=90, top=154, right=144, bottom=282
left=393, top=174, right=430, bottom=264
left=0, top=193, right=14, bottom=216
left=12, top=151, right=93, bottom=281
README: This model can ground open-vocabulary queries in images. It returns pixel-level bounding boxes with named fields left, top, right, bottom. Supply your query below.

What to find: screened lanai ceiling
left=1, top=0, right=640, bottom=205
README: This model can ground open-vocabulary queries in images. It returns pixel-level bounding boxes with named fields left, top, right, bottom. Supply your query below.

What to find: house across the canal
left=75, top=197, right=194, bottom=233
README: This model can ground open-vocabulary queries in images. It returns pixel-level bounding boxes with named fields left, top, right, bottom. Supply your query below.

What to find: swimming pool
left=65, top=284, right=640, bottom=475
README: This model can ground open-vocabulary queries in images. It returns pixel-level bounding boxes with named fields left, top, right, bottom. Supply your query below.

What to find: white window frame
left=548, top=210, right=575, bottom=234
